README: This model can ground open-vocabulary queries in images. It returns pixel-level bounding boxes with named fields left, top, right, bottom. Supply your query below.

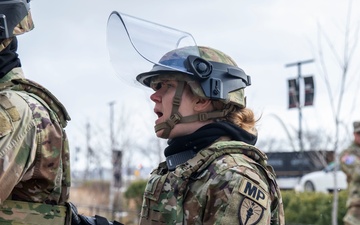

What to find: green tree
left=124, top=180, right=147, bottom=214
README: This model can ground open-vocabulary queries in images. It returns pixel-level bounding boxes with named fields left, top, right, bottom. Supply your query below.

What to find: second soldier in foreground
left=0, top=1, right=121, bottom=224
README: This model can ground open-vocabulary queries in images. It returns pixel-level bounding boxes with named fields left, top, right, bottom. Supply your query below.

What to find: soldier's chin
left=155, top=129, right=165, bottom=138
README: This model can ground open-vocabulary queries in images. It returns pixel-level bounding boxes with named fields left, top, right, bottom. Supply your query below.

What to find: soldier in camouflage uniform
left=340, top=121, right=360, bottom=225
left=106, top=12, right=284, bottom=224
left=133, top=45, right=285, bottom=225
left=0, top=0, right=72, bottom=224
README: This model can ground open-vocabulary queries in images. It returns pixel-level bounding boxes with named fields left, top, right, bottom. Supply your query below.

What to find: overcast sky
left=16, top=0, right=360, bottom=168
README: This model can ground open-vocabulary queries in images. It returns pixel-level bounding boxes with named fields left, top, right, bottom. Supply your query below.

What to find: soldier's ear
left=193, top=98, right=212, bottom=112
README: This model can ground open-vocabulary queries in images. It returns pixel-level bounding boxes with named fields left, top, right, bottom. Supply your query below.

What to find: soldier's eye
left=155, top=82, right=163, bottom=91
left=153, top=82, right=162, bottom=90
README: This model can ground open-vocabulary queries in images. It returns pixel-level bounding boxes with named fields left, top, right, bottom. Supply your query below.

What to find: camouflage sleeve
left=0, top=91, right=37, bottom=204
left=203, top=165, right=276, bottom=225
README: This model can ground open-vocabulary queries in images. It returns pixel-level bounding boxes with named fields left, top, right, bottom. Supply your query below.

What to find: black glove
left=69, top=202, right=123, bottom=225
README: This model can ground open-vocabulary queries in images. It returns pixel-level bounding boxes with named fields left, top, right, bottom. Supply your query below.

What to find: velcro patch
left=0, top=94, right=20, bottom=122
left=0, top=112, right=12, bottom=137
left=239, top=197, right=264, bottom=225
left=239, top=178, right=268, bottom=209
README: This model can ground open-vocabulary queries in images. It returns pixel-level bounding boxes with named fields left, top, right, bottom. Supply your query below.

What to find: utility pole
left=285, top=59, right=314, bottom=152
left=108, top=101, right=116, bottom=219
left=84, top=122, right=91, bottom=180
left=109, top=101, right=123, bottom=219
left=109, top=101, right=116, bottom=149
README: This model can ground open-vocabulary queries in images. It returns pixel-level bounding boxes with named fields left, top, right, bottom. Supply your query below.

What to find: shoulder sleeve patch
left=341, top=153, right=357, bottom=165
left=239, top=197, right=264, bottom=225
left=239, top=178, right=269, bottom=209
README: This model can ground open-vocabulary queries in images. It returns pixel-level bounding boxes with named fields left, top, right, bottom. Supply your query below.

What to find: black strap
left=166, top=149, right=197, bottom=170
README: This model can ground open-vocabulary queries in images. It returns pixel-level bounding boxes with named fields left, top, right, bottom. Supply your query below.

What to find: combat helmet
left=0, top=0, right=34, bottom=50
left=106, top=12, right=252, bottom=138
left=136, top=46, right=251, bottom=138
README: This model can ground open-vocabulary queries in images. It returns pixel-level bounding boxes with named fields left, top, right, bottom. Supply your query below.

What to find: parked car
left=294, top=162, right=347, bottom=193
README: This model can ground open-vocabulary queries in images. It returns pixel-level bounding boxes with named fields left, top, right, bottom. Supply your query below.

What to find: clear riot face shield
left=0, top=0, right=30, bottom=39
left=106, top=11, right=198, bottom=87
left=106, top=12, right=251, bottom=101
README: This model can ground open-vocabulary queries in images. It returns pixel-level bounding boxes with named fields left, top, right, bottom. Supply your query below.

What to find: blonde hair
left=213, top=101, right=258, bottom=136
left=226, top=108, right=257, bottom=135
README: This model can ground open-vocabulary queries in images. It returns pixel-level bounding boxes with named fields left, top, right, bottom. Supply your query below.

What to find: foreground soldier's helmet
left=0, top=0, right=34, bottom=45
left=136, top=46, right=251, bottom=109
left=136, top=46, right=251, bottom=138
left=106, top=12, right=252, bottom=138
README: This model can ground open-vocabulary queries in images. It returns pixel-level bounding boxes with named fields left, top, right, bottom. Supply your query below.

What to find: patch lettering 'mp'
left=239, top=179, right=268, bottom=209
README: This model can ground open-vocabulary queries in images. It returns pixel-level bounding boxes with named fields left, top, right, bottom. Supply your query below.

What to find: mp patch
left=239, top=178, right=268, bottom=209
left=238, top=197, right=264, bottom=225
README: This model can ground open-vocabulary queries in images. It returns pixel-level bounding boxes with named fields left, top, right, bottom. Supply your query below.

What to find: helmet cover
left=0, top=0, right=33, bottom=39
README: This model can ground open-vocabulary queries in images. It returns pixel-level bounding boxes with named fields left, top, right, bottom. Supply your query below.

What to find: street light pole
left=285, top=59, right=314, bottom=152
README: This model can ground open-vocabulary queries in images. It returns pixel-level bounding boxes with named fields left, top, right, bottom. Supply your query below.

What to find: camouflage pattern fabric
left=139, top=140, right=285, bottom=225
left=0, top=68, right=71, bottom=216
left=0, top=200, right=70, bottom=225
left=340, top=142, right=360, bottom=225
left=13, top=10, right=35, bottom=36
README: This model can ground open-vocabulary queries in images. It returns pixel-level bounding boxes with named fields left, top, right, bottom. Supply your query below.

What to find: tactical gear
left=107, top=12, right=251, bottom=138
left=146, top=47, right=251, bottom=138
left=0, top=68, right=71, bottom=222
left=0, top=69, right=71, bottom=127
left=140, top=140, right=285, bottom=225
left=69, top=203, right=123, bottom=225
left=107, top=12, right=196, bottom=87
left=0, top=0, right=34, bottom=39
left=164, top=121, right=258, bottom=170
left=138, top=46, right=251, bottom=108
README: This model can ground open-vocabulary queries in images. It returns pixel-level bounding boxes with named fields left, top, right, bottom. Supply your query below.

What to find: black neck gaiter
left=164, top=121, right=258, bottom=161
left=0, top=37, right=21, bottom=78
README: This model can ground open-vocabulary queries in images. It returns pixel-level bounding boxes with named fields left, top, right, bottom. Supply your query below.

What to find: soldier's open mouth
left=155, top=112, right=163, bottom=118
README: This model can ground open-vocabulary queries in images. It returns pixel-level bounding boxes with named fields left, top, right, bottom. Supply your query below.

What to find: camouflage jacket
left=340, top=142, right=360, bottom=208
left=139, top=140, right=285, bottom=225
left=340, top=142, right=360, bottom=224
left=0, top=67, right=71, bottom=205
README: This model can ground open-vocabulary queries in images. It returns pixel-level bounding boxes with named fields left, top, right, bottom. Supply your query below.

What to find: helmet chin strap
left=154, top=81, right=236, bottom=139
left=154, top=81, right=186, bottom=139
